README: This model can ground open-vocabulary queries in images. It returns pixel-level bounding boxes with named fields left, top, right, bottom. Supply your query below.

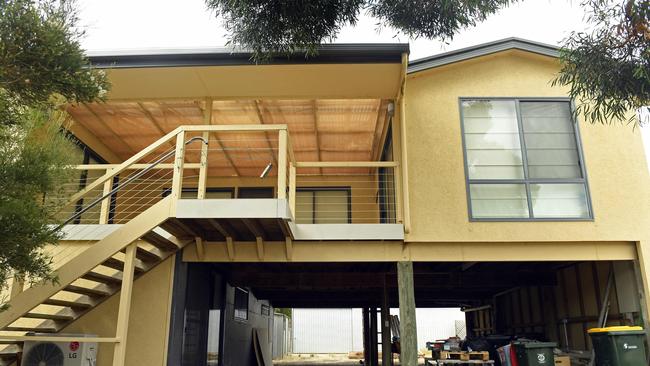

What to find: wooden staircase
left=0, top=124, right=294, bottom=365
left=0, top=197, right=189, bottom=366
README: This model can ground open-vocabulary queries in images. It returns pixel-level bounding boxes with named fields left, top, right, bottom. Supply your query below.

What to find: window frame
left=295, top=187, right=352, bottom=224
left=233, top=287, right=249, bottom=322
left=459, top=97, right=594, bottom=222
left=66, top=134, right=116, bottom=224
left=162, top=187, right=235, bottom=198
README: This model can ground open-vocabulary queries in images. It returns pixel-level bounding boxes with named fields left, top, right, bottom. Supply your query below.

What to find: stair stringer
left=0, top=196, right=174, bottom=330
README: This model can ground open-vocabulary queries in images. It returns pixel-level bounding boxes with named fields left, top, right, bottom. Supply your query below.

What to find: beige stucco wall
left=403, top=49, right=650, bottom=244
left=62, top=256, right=175, bottom=366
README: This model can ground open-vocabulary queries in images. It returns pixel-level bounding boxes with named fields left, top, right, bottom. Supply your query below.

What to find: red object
left=509, top=343, right=518, bottom=366
left=69, top=341, right=80, bottom=352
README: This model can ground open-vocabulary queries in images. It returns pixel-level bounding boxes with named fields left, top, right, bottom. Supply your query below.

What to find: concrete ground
left=273, top=353, right=427, bottom=365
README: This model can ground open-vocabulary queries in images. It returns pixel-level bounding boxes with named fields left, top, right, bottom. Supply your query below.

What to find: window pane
left=295, top=191, right=314, bottom=224
left=469, top=184, right=529, bottom=218
left=79, top=155, right=105, bottom=223
left=179, top=189, right=232, bottom=199
left=462, top=100, right=524, bottom=179
left=520, top=102, right=582, bottom=179
left=315, top=190, right=348, bottom=224
left=206, top=309, right=221, bottom=366
left=530, top=184, right=589, bottom=218
left=206, top=190, right=232, bottom=199
left=234, top=287, right=248, bottom=321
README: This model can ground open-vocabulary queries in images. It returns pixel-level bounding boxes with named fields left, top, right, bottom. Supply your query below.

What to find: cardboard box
left=555, top=355, right=571, bottom=366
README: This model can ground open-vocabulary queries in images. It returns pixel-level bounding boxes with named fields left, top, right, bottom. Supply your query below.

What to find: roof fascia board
left=407, top=38, right=560, bottom=74
left=88, top=43, right=410, bottom=69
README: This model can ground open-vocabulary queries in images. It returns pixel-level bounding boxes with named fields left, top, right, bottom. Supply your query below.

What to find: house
left=1, top=38, right=649, bottom=366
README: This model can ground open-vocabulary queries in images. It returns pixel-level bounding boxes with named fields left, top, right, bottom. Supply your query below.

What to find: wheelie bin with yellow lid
left=588, top=326, right=646, bottom=366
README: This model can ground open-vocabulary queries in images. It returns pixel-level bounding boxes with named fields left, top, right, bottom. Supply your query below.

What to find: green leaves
left=205, top=0, right=517, bottom=60
left=0, top=0, right=109, bottom=109
left=207, top=0, right=366, bottom=58
left=367, top=0, right=515, bottom=40
left=0, top=108, right=80, bottom=310
left=554, top=0, right=649, bottom=126
left=0, top=0, right=108, bottom=310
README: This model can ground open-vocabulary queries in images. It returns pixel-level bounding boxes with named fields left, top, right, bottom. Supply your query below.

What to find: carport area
left=167, top=259, right=647, bottom=366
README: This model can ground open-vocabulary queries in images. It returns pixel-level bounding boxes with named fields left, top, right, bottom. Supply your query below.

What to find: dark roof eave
left=87, top=43, right=410, bottom=69
left=407, top=38, right=560, bottom=74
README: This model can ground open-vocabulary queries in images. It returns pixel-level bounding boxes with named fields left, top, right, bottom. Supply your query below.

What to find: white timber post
left=99, top=168, right=113, bottom=224
left=112, top=242, right=137, bottom=366
left=289, top=162, right=296, bottom=219
left=169, top=130, right=186, bottom=215
left=399, top=52, right=411, bottom=233
left=197, top=132, right=210, bottom=200
left=277, top=129, right=288, bottom=199
left=198, top=99, right=212, bottom=199
left=392, top=109, right=404, bottom=225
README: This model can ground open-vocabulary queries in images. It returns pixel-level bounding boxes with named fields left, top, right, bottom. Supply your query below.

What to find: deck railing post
left=289, top=162, right=296, bottom=219
left=99, top=168, right=113, bottom=224
left=197, top=131, right=210, bottom=199
left=170, top=130, right=186, bottom=214
left=112, top=242, right=137, bottom=366
left=198, top=99, right=213, bottom=199
left=277, top=129, right=288, bottom=199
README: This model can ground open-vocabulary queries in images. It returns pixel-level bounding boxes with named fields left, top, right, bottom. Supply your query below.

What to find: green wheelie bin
left=588, top=326, right=646, bottom=366
left=512, top=341, right=557, bottom=366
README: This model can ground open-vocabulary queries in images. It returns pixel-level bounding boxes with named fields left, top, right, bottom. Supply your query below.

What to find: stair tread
left=43, top=298, right=93, bottom=309
left=143, top=230, right=181, bottom=251
left=122, top=245, right=164, bottom=263
left=24, top=311, right=75, bottom=322
left=82, top=271, right=122, bottom=285
left=64, top=284, right=113, bottom=298
left=4, top=326, right=57, bottom=333
left=102, top=257, right=146, bottom=272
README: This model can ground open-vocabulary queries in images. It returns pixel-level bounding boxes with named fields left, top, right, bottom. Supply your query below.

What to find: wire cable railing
left=56, top=125, right=401, bottom=227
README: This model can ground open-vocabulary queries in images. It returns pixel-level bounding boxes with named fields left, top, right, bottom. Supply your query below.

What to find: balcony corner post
left=170, top=130, right=186, bottom=214
left=277, top=129, right=288, bottom=199
left=289, top=162, right=296, bottom=219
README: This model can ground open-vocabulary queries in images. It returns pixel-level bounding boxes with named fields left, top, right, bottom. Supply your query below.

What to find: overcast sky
left=77, top=0, right=649, bottom=167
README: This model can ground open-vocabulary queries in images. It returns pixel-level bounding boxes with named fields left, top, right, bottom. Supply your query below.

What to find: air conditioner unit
left=21, top=334, right=97, bottom=366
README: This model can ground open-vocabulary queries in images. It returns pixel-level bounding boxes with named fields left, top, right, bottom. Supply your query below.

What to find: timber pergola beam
left=65, top=119, right=121, bottom=163
left=82, top=103, right=137, bottom=155
left=294, top=161, right=398, bottom=168
left=370, top=99, right=390, bottom=162
left=253, top=100, right=278, bottom=166
left=311, top=99, right=323, bottom=175
left=136, top=102, right=176, bottom=150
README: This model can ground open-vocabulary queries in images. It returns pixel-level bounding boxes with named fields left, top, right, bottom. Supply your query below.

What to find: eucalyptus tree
left=207, top=0, right=649, bottom=125
left=555, top=0, right=649, bottom=125
left=0, top=0, right=109, bottom=310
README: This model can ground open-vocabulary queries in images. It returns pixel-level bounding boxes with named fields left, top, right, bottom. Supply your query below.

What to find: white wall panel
left=292, top=309, right=354, bottom=353
left=292, top=308, right=465, bottom=353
